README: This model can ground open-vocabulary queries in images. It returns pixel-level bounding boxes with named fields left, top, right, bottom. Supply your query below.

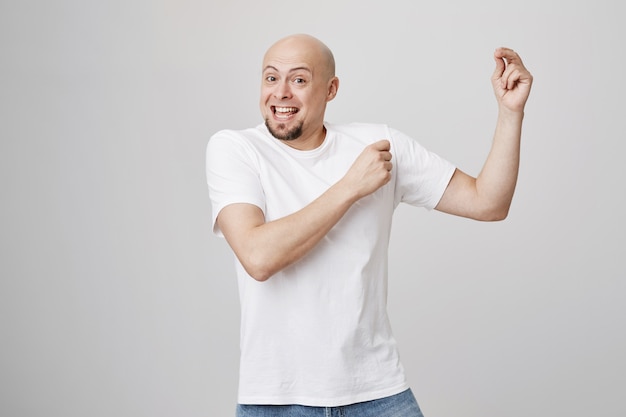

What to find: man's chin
left=265, top=120, right=303, bottom=141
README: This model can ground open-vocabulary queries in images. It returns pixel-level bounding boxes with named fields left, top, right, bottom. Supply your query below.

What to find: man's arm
left=435, top=47, right=533, bottom=221
left=217, top=140, right=393, bottom=281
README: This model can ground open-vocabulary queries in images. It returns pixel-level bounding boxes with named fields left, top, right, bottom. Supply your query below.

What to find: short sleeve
left=390, top=128, right=456, bottom=210
left=206, top=130, right=266, bottom=237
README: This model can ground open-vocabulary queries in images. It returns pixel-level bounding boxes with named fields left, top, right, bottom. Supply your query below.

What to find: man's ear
left=326, top=77, right=339, bottom=102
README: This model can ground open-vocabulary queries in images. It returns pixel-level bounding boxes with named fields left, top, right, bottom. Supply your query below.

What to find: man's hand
left=339, top=140, right=393, bottom=200
left=492, top=47, right=533, bottom=113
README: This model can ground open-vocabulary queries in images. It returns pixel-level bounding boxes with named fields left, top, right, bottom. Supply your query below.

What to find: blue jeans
left=236, top=388, right=424, bottom=417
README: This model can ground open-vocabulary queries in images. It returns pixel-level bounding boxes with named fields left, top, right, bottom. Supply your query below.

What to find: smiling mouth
left=272, top=106, right=299, bottom=120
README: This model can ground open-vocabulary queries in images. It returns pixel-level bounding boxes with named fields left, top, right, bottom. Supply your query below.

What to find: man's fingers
left=493, top=47, right=531, bottom=90
left=369, top=139, right=392, bottom=164
left=492, top=52, right=507, bottom=80
left=494, top=47, right=524, bottom=64
left=372, top=139, right=391, bottom=151
left=492, top=47, right=517, bottom=81
left=500, top=66, right=518, bottom=90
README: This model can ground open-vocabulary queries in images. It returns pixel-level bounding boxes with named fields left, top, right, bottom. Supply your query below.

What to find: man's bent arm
left=435, top=47, right=533, bottom=221
left=217, top=140, right=393, bottom=281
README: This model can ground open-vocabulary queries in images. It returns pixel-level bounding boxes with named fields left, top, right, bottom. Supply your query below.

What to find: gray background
left=1, top=1, right=624, bottom=416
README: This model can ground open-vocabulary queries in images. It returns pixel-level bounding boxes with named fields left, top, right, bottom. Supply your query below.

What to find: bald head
left=259, top=34, right=339, bottom=148
left=263, top=34, right=336, bottom=81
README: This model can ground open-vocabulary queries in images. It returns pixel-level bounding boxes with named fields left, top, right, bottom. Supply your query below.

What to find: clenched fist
left=340, top=140, right=393, bottom=200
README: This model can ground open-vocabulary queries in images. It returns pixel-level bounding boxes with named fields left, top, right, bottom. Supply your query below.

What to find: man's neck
left=281, top=125, right=326, bottom=151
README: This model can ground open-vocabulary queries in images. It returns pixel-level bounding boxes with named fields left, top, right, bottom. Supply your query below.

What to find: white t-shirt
left=206, top=122, right=455, bottom=407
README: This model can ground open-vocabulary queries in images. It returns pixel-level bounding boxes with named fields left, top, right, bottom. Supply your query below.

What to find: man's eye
left=294, top=78, right=305, bottom=84
left=265, top=76, right=276, bottom=82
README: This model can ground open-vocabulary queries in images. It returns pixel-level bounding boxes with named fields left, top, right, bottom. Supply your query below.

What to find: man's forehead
left=263, top=44, right=323, bottom=69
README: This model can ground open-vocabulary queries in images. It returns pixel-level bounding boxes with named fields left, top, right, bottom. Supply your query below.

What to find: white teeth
left=275, top=107, right=297, bottom=113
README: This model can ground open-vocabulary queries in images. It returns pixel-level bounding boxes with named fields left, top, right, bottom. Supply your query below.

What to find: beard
left=265, top=119, right=303, bottom=141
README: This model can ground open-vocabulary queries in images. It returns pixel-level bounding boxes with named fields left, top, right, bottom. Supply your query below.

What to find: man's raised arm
left=435, top=47, right=533, bottom=220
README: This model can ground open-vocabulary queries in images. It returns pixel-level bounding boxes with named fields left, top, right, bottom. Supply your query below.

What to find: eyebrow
left=263, top=65, right=312, bottom=74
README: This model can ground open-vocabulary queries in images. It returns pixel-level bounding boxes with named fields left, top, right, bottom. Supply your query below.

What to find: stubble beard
left=265, top=119, right=304, bottom=141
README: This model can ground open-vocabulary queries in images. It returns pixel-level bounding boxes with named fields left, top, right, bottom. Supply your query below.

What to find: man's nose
left=274, top=80, right=292, bottom=99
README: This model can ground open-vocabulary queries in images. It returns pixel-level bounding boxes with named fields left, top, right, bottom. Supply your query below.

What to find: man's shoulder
left=210, top=124, right=266, bottom=142
left=207, top=124, right=272, bottom=154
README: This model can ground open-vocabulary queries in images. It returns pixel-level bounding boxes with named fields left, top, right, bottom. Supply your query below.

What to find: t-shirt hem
left=237, top=382, right=411, bottom=407
left=424, top=164, right=457, bottom=211
left=211, top=199, right=266, bottom=237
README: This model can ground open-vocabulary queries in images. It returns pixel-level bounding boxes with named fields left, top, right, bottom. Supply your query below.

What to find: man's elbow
left=481, top=211, right=509, bottom=222
left=477, top=204, right=510, bottom=222
left=247, top=269, right=273, bottom=282
left=240, top=256, right=275, bottom=282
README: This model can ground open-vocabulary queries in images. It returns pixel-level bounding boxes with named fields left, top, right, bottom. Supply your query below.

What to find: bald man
left=207, top=34, right=533, bottom=416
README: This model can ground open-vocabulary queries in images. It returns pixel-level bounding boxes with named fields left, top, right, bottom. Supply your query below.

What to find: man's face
left=259, top=38, right=336, bottom=145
